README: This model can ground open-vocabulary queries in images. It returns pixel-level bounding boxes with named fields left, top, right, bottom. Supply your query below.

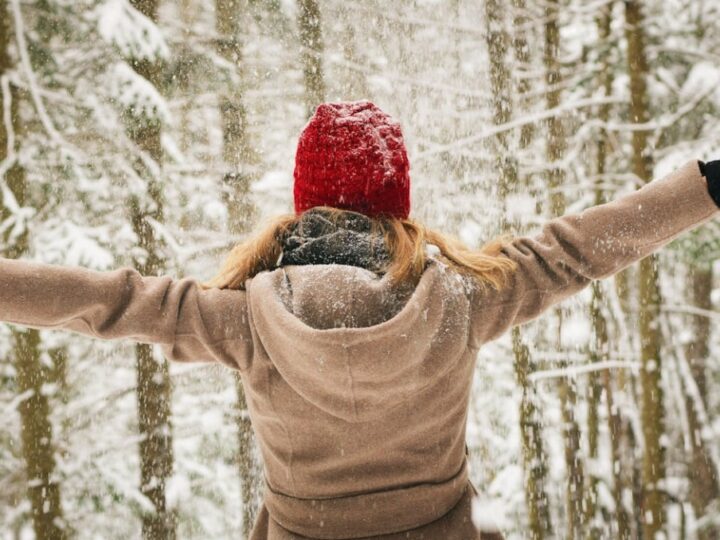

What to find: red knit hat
left=293, top=101, right=411, bottom=219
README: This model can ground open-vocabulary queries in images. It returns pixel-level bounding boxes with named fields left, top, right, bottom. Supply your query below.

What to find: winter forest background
left=1, top=0, right=719, bottom=539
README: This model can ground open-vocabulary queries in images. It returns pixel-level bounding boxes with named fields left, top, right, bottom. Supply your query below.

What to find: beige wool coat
left=1, top=160, right=718, bottom=539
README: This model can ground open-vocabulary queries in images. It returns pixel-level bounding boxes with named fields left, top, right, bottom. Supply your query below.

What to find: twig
left=1, top=75, right=15, bottom=155
left=662, top=304, right=720, bottom=321
left=529, top=359, right=641, bottom=382
left=10, top=0, right=74, bottom=153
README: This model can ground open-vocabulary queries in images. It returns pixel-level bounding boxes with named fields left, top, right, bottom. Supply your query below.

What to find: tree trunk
left=339, top=21, right=369, bottom=101
left=587, top=282, right=604, bottom=540
left=485, top=0, right=516, bottom=202
left=215, top=0, right=262, bottom=534
left=216, top=0, right=257, bottom=234
left=624, top=2, right=666, bottom=537
left=0, top=2, right=25, bottom=257
left=126, top=2, right=176, bottom=538
left=485, top=2, right=552, bottom=537
left=590, top=5, right=631, bottom=538
left=11, top=329, right=66, bottom=540
left=512, top=329, right=554, bottom=539
left=234, top=376, right=261, bottom=535
left=684, top=265, right=720, bottom=540
left=511, top=0, right=534, bottom=148
left=178, top=0, right=194, bottom=154
left=297, top=0, right=326, bottom=118
left=1, top=3, right=66, bottom=538
left=603, top=361, right=633, bottom=539
left=585, top=8, right=607, bottom=530
left=544, top=1, right=584, bottom=537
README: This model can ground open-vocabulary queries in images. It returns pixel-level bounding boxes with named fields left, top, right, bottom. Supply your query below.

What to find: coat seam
left=246, top=283, right=298, bottom=490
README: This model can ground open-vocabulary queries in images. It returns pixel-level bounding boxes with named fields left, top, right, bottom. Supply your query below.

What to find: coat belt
left=263, top=458, right=469, bottom=539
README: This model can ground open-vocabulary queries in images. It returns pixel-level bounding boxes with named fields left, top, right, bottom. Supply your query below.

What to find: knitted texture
left=293, top=101, right=411, bottom=219
left=279, top=207, right=391, bottom=274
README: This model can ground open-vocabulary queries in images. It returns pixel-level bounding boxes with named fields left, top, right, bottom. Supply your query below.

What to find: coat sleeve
left=0, top=259, right=253, bottom=370
left=468, top=159, right=720, bottom=347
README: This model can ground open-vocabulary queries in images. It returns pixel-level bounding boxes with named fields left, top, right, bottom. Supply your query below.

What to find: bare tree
left=588, top=4, right=632, bottom=538
left=215, top=0, right=263, bottom=534
left=125, top=1, right=176, bottom=537
left=1, top=2, right=66, bottom=538
left=684, top=263, right=720, bottom=540
left=624, top=1, right=666, bottom=536
left=511, top=0, right=535, bottom=149
left=485, top=1, right=553, bottom=537
left=297, top=0, right=326, bottom=117
left=543, top=1, right=585, bottom=537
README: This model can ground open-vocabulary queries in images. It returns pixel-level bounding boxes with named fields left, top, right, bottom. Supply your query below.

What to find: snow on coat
left=0, top=160, right=717, bottom=539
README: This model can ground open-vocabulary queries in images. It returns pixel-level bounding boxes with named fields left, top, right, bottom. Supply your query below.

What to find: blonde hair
left=200, top=206, right=518, bottom=292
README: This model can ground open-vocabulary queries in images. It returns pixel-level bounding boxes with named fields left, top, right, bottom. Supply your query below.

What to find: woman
left=1, top=100, right=719, bottom=539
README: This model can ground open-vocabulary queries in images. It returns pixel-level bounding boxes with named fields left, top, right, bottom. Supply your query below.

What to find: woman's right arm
left=468, top=159, right=720, bottom=347
left=0, top=258, right=253, bottom=370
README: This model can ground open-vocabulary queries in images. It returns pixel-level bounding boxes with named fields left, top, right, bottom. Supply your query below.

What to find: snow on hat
left=293, top=101, right=411, bottom=219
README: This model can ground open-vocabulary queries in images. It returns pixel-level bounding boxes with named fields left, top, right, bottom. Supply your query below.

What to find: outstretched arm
left=469, top=159, right=720, bottom=347
left=0, top=259, right=253, bottom=370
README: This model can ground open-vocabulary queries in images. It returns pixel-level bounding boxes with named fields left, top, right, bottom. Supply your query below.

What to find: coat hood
left=246, top=259, right=473, bottom=423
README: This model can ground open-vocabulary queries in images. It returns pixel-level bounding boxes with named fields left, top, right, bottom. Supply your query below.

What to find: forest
left=1, top=0, right=719, bottom=539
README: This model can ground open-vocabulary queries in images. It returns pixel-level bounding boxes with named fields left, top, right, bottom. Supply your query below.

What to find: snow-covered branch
left=414, top=96, right=625, bottom=160
left=528, top=360, right=641, bottom=382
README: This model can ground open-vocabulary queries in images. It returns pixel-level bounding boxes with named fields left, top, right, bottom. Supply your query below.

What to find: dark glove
left=699, top=160, right=720, bottom=208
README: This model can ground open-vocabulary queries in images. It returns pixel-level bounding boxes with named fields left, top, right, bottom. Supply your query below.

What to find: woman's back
left=243, top=257, right=477, bottom=537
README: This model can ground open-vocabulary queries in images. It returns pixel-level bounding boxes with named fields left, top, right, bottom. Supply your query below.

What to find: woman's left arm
left=468, top=159, right=720, bottom=347
left=0, top=259, right=253, bottom=370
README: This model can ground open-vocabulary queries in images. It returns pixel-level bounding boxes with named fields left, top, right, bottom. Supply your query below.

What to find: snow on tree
left=1, top=0, right=719, bottom=538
